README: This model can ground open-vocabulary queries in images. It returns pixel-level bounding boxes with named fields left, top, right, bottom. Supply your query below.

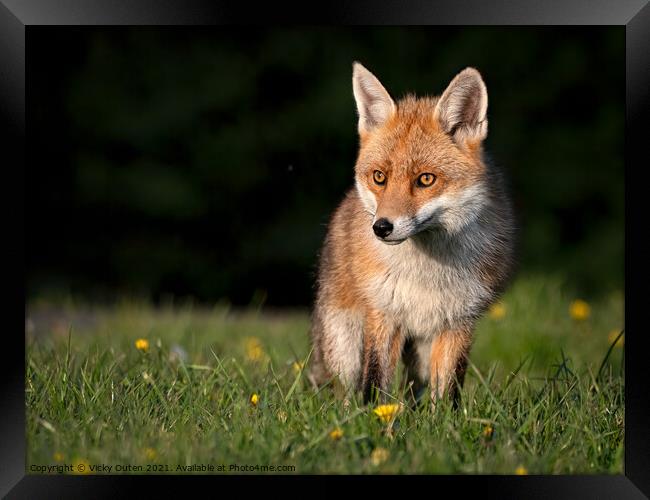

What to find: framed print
left=2, top=0, right=648, bottom=497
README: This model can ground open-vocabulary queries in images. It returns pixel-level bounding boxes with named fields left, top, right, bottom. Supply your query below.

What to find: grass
left=25, top=274, right=624, bottom=474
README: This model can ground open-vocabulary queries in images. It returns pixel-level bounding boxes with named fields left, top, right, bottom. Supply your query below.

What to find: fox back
left=309, top=63, right=516, bottom=404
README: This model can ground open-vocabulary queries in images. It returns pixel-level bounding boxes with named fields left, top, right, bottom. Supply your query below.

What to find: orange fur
left=429, top=327, right=473, bottom=403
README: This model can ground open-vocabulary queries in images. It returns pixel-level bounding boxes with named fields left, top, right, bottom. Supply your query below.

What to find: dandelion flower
left=244, top=338, right=266, bottom=362
left=250, top=393, right=260, bottom=406
left=329, top=428, right=344, bottom=441
left=144, top=448, right=157, bottom=461
left=373, top=404, right=401, bottom=423
left=569, top=300, right=590, bottom=321
left=515, top=465, right=528, bottom=475
left=292, top=361, right=304, bottom=374
left=53, top=452, right=64, bottom=462
left=608, top=330, right=624, bottom=348
left=370, top=447, right=390, bottom=466
left=483, top=425, right=494, bottom=438
left=135, top=338, right=149, bottom=352
left=488, top=302, right=506, bottom=320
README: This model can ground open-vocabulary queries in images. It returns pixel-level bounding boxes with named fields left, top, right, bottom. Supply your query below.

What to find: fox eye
left=417, top=173, right=436, bottom=187
left=373, top=170, right=386, bottom=185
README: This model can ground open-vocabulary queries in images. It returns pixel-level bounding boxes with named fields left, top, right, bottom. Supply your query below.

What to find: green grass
left=26, top=274, right=624, bottom=474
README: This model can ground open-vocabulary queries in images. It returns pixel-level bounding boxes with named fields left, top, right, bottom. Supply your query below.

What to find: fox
left=309, top=62, right=516, bottom=406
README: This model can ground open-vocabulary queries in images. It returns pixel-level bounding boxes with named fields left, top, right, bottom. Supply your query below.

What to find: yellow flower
left=72, top=458, right=91, bottom=475
left=569, top=300, right=590, bottom=321
left=135, top=338, right=149, bottom=352
left=250, top=393, right=260, bottom=406
left=244, top=337, right=266, bottom=362
left=144, top=448, right=157, bottom=461
left=373, top=404, right=401, bottom=423
left=329, top=428, right=344, bottom=441
left=370, top=447, right=390, bottom=466
left=53, top=452, right=64, bottom=462
left=488, top=302, right=506, bottom=320
left=292, top=361, right=304, bottom=374
left=515, top=465, right=528, bottom=475
left=608, top=330, right=624, bottom=348
left=483, top=425, right=494, bottom=438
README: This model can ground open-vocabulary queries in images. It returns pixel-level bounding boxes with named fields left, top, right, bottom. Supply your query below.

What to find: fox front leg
left=429, top=327, right=473, bottom=408
left=361, top=310, right=403, bottom=403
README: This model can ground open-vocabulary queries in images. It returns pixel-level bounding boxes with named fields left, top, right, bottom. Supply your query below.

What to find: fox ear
left=352, top=62, right=396, bottom=135
left=434, top=67, right=488, bottom=144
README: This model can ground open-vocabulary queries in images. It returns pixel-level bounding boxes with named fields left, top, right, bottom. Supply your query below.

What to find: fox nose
left=373, top=218, right=394, bottom=238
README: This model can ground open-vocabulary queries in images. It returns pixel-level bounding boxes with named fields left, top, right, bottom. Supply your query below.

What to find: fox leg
left=308, top=320, right=330, bottom=389
left=361, top=310, right=403, bottom=403
left=429, top=327, right=473, bottom=407
left=314, top=307, right=364, bottom=391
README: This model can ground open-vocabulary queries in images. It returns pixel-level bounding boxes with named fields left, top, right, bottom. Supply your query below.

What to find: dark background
left=26, top=27, right=624, bottom=306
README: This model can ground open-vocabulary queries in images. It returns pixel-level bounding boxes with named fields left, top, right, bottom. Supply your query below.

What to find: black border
left=4, top=0, right=649, bottom=497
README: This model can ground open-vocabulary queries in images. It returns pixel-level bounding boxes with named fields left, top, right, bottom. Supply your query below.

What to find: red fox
left=309, top=62, right=516, bottom=405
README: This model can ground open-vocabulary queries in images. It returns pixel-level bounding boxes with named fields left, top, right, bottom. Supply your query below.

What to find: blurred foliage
left=27, top=27, right=624, bottom=305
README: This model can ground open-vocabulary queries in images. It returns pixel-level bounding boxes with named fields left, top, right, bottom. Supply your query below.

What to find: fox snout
left=372, top=216, right=410, bottom=244
left=372, top=218, right=393, bottom=238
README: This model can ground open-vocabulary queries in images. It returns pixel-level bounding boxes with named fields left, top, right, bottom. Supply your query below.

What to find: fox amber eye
left=373, top=170, right=386, bottom=185
left=417, top=173, right=436, bottom=187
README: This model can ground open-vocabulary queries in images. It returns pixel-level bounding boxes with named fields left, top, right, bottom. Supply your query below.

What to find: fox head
left=352, top=62, right=491, bottom=244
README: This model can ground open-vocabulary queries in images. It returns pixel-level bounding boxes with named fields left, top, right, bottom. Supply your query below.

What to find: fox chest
left=364, top=248, right=490, bottom=338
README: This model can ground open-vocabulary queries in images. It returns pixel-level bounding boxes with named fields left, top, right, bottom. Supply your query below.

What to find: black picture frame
left=3, top=0, right=648, bottom=497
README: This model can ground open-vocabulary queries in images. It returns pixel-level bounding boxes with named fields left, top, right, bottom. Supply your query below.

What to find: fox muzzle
left=372, top=218, right=394, bottom=238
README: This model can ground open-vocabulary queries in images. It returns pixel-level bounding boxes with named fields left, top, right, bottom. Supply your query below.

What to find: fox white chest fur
left=365, top=229, right=493, bottom=340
